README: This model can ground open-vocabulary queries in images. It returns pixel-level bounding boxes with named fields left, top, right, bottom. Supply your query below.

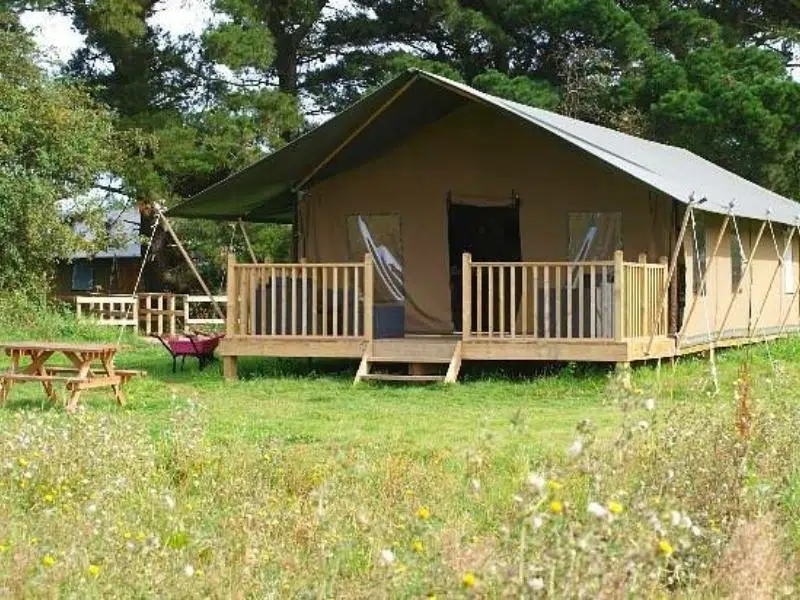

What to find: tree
left=0, top=16, right=121, bottom=292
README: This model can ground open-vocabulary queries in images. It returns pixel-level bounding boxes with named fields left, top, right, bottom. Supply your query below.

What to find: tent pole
left=238, top=219, right=258, bottom=263
left=676, top=213, right=730, bottom=347
left=156, top=208, right=225, bottom=321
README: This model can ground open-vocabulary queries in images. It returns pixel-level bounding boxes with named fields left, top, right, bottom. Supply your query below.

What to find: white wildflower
left=86, top=503, right=97, bottom=514
left=513, top=494, right=525, bottom=505
left=670, top=510, right=682, bottom=527
left=587, top=502, right=609, bottom=520
left=691, top=525, right=702, bottom=537
left=378, top=549, right=395, bottom=567
left=526, top=473, right=546, bottom=493
left=530, top=515, right=544, bottom=530
left=567, top=437, right=584, bottom=459
left=164, top=494, right=176, bottom=510
left=637, top=420, right=649, bottom=432
left=681, top=514, right=693, bottom=530
left=644, top=397, right=655, bottom=411
left=528, top=577, right=545, bottom=591
left=470, top=478, right=481, bottom=493
left=184, top=564, right=195, bottom=577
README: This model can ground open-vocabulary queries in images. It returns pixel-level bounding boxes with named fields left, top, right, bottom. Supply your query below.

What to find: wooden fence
left=226, top=255, right=373, bottom=338
left=462, top=251, right=668, bottom=341
left=74, top=293, right=227, bottom=335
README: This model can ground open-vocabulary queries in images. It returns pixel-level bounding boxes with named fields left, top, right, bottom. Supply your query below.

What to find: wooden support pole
left=238, top=219, right=258, bottom=263
left=226, top=253, right=237, bottom=336
left=751, top=223, right=796, bottom=336
left=676, top=214, right=730, bottom=347
left=363, top=253, right=374, bottom=342
left=157, top=208, right=225, bottom=321
left=715, top=219, right=767, bottom=342
left=462, top=253, right=472, bottom=340
left=646, top=202, right=694, bottom=355
left=613, top=250, right=624, bottom=341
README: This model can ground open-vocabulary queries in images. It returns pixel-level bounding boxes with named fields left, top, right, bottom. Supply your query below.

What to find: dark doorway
left=448, top=201, right=522, bottom=332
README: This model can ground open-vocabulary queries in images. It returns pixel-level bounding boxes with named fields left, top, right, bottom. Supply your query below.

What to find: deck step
left=360, top=374, right=446, bottom=383
left=368, top=355, right=451, bottom=364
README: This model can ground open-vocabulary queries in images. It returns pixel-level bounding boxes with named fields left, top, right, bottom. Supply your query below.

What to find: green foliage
left=0, top=22, right=120, bottom=293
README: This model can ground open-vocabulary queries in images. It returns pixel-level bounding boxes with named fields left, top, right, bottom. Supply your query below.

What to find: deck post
left=364, top=253, right=374, bottom=342
left=462, top=253, right=472, bottom=340
left=226, top=253, right=238, bottom=337
left=223, top=356, right=238, bottom=381
left=639, top=253, right=647, bottom=337
left=613, top=250, right=624, bottom=341
left=658, top=256, right=668, bottom=335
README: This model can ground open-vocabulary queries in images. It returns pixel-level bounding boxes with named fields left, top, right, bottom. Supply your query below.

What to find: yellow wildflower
left=31, top=537, right=39, bottom=545
left=416, top=506, right=431, bottom=520
left=427, top=595, right=437, bottom=600
left=0, top=543, right=9, bottom=554
left=43, top=493, right=55, bottom=504
left=17, top=458, right=28, bottom=467
left=462, top=572, right=477, bottom=588
left=87, top=564, right=101, bottom=578
left=136, top=531, right=146, bottom=542
left=42, top=555, right=56, bottom=568
left=658, top=539, right=674, bottom=557
left=608, top=501, right=623, bottom=514
left=549, top=500, right=563, bottom=515
left=547, top=480, right=562, bottom=491
left=412, top=539, right=424, bottom=553
left=262, top=453, right=271, bottom=462
left=123, top=531, right=132, bottom=540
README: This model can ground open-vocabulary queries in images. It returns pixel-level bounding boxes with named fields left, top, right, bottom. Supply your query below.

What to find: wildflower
left=608, top=502, right=623, bottom=515
left=528, top=577, right=545, bottom=591
left=87, top=564, right=101, bottom=578
left=549, top=501, right=563, bottom=515
left=644, top=398, right=655, bottom=411
left=43, top=493, right=55, bottom=504
left=567, top=438, right=584, bottom=459
left=470, top=478, right=481, bottom=493
left=42, top=554, right=56, bottom=568
left=526, top=473, right=546, bottom=493
left=547, top=480, right=562, bottom=491
left=184, top=564, right=195, bottom=577
left=670, top=511, right=681, bottom=527
left=412, top=539, right=424, bottom=553
left=262, top=453, right=271, bottom=462
left=0, top=543, right=8, bottom=554
left=658, top=539, right=674, bottom=557
left=379, top=548, right=395, bottom=566
left=17, top=458, right=28, bottom=467
left=416, top=506, right=431, bottom=520
left=530, top=515, right=544, bottom=529
left=462, top=572, right=477, bottom=588
left=587, top=502, right=608, bottom=519
left=164, top=495, right=176, bottom=510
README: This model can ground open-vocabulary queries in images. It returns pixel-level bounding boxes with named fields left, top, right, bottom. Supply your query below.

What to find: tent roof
left=168, top=69, right=800, bottom=226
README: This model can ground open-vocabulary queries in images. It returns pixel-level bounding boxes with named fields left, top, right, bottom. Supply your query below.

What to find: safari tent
left=169, top=69, right=800, bottom=382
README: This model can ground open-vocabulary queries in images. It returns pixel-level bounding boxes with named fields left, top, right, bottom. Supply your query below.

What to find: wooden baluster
left=499, top=266, right=505, bottom=337
left=476, top=265, right=483, bottom=336
left=270, top=266, right=277, bottom=336
left=281, top=267, right=288, bottom=335
left=613, top=251, right=624, bottom=341
left=521, top=266, right=528, bottom=336
left=354, top=266, right=360, bottom=337
left=364, top=254, right=374, bottom=341
left=578, top=265, right=585, bottom=338
left=488, top=265, right=494, bottom=336
left=555, top=266, right=562, bottom=338
left=532, top=266, right=538, bottom=337
left=302, top=264, right=308, bottom=336
left=589, top=266, right=596, bottom=338
left=312, top=267, right=318, bottom=336
left=322, top=267, right=328, bottom=336
left=226, top=255, right=237, bottom=336
left=291, top=266, right=298, bottom=336
left=238, top=269, right=248, bottom=335
left=543, top=266, right=550, bottom=338
left=332, top=267, right=339, bottom=337
left=566, top=265, right=573, bottom=339
left=510, top=266, right=516, bottom=338
left=259, top=268, right=266, bottom=336
left=343, top=267, right=350, bottom=336
left=462, top=253, right=472, bottom=340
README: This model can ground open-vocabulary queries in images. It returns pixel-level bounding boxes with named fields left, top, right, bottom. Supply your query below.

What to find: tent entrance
left=448, top=200, right=522, bottom=332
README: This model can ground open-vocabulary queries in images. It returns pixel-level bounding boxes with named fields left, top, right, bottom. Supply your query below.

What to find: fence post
left=226, top=253, right=237, bottom=336
left=364, top=253, right=374, bottom=342
left=639, top=253, right=648, bottom=337
left=613, top=250, right=624, bottom=341
left=133, top=296, right=140, bottom=333
left=168, top=295, right=177, bottom=335
left=76, top=298, right=82, bottom=320
left=462, top=253, right=472, bottom=340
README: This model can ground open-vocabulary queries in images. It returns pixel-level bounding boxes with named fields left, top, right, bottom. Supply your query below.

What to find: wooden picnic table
left=0, top=341, right=143, bottom=412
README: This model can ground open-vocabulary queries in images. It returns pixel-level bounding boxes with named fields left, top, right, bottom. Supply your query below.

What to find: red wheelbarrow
left=153, top=331, right=225, bottom=373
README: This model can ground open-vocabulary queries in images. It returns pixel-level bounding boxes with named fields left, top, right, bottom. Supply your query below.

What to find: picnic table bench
left=0, top=342, right=144, bottom=412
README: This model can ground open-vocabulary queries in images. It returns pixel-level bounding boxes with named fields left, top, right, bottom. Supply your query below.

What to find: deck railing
left=226, top=255, right=374, bottom=338
left=462, top=251, right=668, bottom=341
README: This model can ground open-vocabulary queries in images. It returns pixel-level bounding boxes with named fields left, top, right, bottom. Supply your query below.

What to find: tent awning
left=168, top=68, right=800, bottom=226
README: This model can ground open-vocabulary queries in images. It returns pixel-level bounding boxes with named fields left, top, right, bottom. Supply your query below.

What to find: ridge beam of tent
left=217, top=251, right=677, bottom=380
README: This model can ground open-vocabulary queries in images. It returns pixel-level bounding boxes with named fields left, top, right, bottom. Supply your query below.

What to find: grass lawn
left=1, top=320, right=799, bottom=597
